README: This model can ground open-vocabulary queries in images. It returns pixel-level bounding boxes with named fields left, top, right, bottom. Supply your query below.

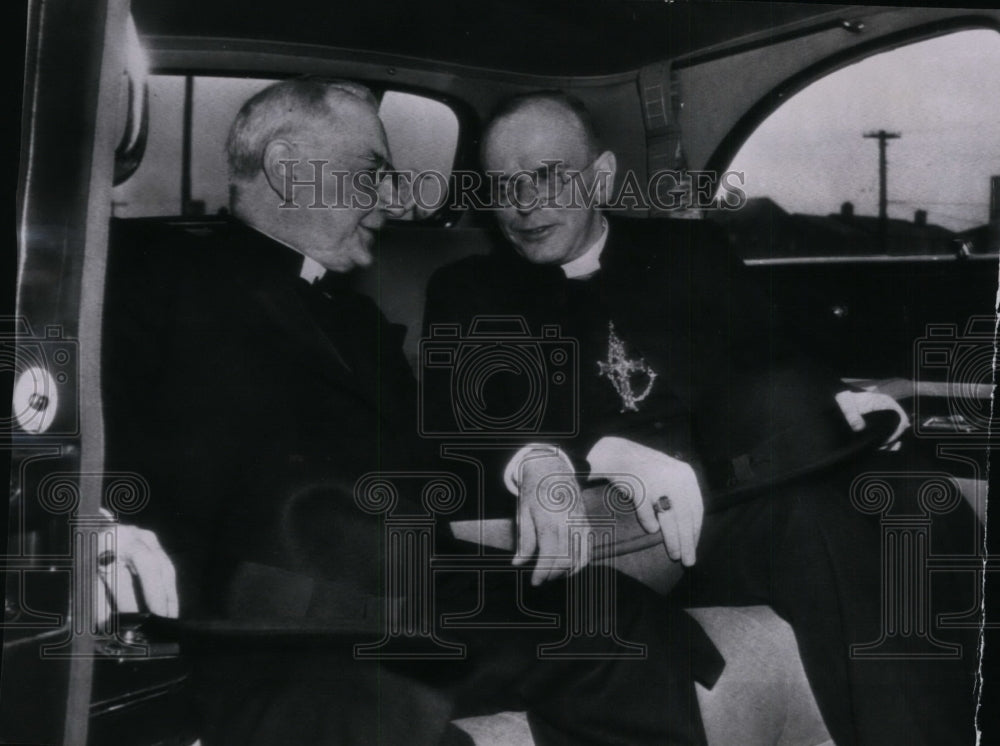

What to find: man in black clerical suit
left=422, top=92, right=980, bottom=746
left=103, top=79, right=725, bottom=746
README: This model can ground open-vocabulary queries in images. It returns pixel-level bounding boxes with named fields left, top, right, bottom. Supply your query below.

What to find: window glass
left=112, top=75, right=185, bottom=217
left=378, top=91, right=459, bottom=219
left=191, top=77, right=275, bottom=216
left=717, top=30, right=1000, bottom=259
left=112, top=77, right=459, bottom=219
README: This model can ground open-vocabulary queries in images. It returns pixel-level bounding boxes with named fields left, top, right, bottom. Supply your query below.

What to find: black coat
left=422, top=215, right=847, bottom=506
left=423, top=215, right=980, bottom=746
left=103, top=217, right=724, bottom=746
left=104, top=218, right=426, bottom=628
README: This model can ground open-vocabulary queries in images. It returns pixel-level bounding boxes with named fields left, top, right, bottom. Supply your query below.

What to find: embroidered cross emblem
left=596, top=321, right=658, bottom=412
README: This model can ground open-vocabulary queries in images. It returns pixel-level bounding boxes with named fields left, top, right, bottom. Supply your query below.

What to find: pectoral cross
left=597, top=321, right=657, bottom=412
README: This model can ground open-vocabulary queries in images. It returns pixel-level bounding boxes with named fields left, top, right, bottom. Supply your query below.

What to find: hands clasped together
left=511, top=438, right=704, bottom=586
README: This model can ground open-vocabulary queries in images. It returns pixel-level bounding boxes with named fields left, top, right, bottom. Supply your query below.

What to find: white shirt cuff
left=503, top=444, right=575, bottom=495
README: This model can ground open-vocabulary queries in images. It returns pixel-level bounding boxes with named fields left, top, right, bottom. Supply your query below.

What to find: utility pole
left=182, top=75, right=193, bottom=216
left=864, top=130, right=901, bottom=253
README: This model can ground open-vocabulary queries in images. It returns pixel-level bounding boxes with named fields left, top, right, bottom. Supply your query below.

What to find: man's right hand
left=588, top=436, right=704, bottom=567
left=631, top=454, right=703, bottom=567
left=512, top=453, right=591, bottom=586
left=96, top=513, right=179, bottom=623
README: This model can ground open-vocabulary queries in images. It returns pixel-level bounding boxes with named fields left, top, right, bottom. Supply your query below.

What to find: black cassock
left=102, top=217, right=723, bottom=746
left=422, top=215, right=980, bottom=746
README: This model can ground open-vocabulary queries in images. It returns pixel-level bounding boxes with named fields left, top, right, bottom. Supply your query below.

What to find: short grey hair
left=226, top=78, right=378, bottom=181
left=481, top=90, right=603, bottom=163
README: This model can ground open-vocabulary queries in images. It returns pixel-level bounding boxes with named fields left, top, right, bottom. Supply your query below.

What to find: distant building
left=932, top=175, right=998, bottom=255
left=710, top=197, right=956, bottom=259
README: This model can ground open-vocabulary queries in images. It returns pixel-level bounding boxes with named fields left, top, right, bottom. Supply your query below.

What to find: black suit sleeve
left=421, top=263, right=530, bottom=517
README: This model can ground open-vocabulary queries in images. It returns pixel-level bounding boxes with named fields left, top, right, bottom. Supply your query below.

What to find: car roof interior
left=130, top=0, right=856, bottom=76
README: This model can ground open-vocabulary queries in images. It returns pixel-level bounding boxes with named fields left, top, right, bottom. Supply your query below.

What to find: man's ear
left=594, top=150, right=617, bottom=206
left=262, top=139, right=297, bottom=200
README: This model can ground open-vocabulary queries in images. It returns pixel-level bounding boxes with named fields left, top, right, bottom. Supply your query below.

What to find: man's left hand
left=835, top=390, right=911, bottom=450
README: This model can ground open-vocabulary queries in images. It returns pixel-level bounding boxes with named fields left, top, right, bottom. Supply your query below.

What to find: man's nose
left=378, top=173, right=411, bottom=219
left=510, top=192, right=539, bottom=217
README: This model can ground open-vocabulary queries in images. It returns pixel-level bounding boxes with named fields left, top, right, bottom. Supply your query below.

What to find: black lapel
left=596, top=217, right=697, bottom=403
left=227, top=224, right=377, bottom=409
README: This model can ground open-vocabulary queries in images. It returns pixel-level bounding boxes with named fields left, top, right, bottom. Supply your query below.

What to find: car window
left=379, top=91, right=459, bottom=220
left=715, top=29, right=1000, bottom=261
left=112, top=75, right=460, bottom=219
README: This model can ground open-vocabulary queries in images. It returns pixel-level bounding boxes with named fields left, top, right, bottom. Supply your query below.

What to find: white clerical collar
left=248, top=224, right=328, bottom=283
left=298, top=255, right=327, bottom=284
left=560, top=217, right=608, bottom=279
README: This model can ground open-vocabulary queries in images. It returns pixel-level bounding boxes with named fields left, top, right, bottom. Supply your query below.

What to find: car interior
left=6, top=1, right=999, bottom=744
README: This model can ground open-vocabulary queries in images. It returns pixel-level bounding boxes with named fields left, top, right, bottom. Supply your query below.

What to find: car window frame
left=692, top=19, right=1000, bottom=263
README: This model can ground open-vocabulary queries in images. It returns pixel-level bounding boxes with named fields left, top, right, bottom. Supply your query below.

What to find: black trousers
left=191, top=566, right=722, bottom=746
left=674, top=450, right=980, bottom=746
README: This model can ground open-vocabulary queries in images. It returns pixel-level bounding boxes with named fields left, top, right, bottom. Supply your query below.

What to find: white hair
left=226, top=78, right=377, bottom=181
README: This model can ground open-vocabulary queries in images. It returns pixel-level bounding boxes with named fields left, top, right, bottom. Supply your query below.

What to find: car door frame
left=5, top=0, right=131, bottom=743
